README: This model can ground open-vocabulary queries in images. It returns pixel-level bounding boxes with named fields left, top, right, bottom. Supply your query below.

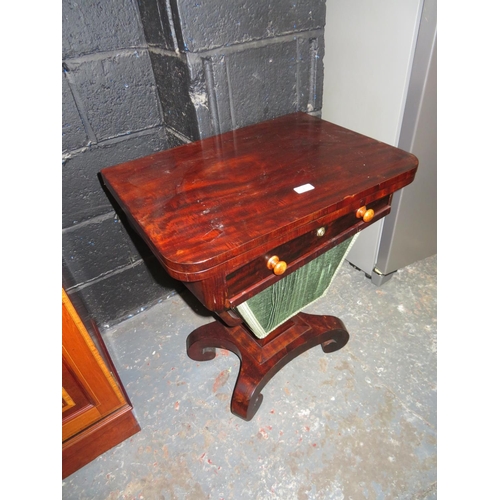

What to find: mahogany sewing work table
left=101, top=112, right=418, bottom=421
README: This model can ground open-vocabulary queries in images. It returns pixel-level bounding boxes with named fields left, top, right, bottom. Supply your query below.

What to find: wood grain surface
left=101, top=112, right=418, bottom=280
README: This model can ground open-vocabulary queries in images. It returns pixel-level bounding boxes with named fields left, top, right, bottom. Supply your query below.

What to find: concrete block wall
left=62, top=0, right=327, bottom=328
left=179, top=0, right=326, bottom=137
left=62, top=0, right=189, bottom=327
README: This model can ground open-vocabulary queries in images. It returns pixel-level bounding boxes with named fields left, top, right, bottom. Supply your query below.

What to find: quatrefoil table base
left=186, top=312, right=349, bottom=421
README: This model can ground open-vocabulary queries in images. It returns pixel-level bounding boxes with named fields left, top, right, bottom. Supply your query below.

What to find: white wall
left=322, top=0, right=424, bottom=274
left=322, top=0, right=423, bottom=145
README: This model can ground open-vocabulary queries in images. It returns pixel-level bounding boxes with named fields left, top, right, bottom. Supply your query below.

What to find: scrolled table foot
left=186, top=322, right=228, bottom=362
left=231, top=388, right=264, bottom=422
left=187, top=343, right=217, bottom=361
left=320, top=329, right=349, bottom=353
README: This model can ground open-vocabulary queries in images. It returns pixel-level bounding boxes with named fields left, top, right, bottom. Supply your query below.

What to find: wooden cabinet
left=62, top=289, right=140, bottom=478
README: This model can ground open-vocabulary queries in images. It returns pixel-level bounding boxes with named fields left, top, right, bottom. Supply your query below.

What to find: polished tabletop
left=101, top=112, right=418, bottom=278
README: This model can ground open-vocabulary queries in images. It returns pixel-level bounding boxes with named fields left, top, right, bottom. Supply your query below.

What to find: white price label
left=293, top=183, right=315, bottom=194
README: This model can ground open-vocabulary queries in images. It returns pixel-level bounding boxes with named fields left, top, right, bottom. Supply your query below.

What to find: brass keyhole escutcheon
left=267, top=255, right=287, bottom=275
left=316, top=226, right=326, bottom=237
left=356, top=206, right=375, bottom=223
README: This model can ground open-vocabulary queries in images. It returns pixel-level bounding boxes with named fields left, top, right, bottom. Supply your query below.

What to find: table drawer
left=226, top=195, right=391, bottom=304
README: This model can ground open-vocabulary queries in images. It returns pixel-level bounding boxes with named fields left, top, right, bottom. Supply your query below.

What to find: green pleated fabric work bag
left=235, top=235, right=357, bottom=339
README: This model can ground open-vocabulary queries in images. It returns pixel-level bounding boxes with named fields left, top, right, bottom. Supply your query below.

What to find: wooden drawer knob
left=356, top=206, right=375, bottom=223
left=267, top=255, right=287, bottom=275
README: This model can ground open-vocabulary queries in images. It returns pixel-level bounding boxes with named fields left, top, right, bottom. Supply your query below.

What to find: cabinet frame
left=62, top=289, right=140, bottom=478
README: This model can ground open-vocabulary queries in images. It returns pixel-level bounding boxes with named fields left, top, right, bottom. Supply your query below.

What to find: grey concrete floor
left=62, top=254, right=437, bottom=500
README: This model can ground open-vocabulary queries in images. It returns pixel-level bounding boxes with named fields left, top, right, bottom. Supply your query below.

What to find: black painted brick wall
left=62, top=0, right=326, bottom=328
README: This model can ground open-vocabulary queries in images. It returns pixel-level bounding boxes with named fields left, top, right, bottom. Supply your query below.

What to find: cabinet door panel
left=62, top=291, right=126, bottom=442
left=62, top=359, right=103, bottom=441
